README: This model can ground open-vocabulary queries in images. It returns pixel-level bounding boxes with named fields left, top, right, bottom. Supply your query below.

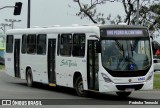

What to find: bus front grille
left=116, top=84, right=144, bottom=91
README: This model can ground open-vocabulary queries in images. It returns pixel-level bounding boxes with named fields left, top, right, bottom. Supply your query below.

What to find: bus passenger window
left=6, top=35, right=13, bottom=53
left=27, top=34, right=36, bottom=54
left=72, top=34, right=85, bottom=57
left=57, top=34, right=60, bottom=56
left=60, top=34, right=72, bottom=56
left=37, top=34, right=46, bottom=55
left=21, top=34, right=27, bottom=54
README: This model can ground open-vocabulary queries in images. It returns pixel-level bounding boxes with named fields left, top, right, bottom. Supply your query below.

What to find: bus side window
left=72, top=33, right=85, bottom=57
left=60, top=34, right=72, bottom=56
left=21, top=34, right=27, bottom=54
left=37, top=34, right=46, bottom=55
left=6, top=35, right=13, bottom=53
left=154, top=60, right=157, bottom=63
left=27, top=34, right=36, bottom=54
left=57, top=34, right=60, bottom=56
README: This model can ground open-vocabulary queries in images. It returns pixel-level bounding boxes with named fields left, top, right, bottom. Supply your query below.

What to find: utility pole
left=28, top=0, right=31, bottom=28
left=0, top=23, right=11, bottom=34
left=5, top=19, right=21, bottom=29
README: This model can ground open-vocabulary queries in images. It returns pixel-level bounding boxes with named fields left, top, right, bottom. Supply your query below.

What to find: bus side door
left=47, top=39, right=56, bottom=84
left=14, top=39, right=20, bottom=78
left=87, top=40, right=99, bottom=90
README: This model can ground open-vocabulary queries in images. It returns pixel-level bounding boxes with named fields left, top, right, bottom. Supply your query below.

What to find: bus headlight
left=146, top=71, right=154, bottom=81
left=101, top=73, right=112, bottom=83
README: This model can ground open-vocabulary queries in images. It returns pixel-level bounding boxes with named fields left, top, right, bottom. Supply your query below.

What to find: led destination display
left=106, top=30, right=143, bottom=36
left=100, top=28, right=148, bottom=38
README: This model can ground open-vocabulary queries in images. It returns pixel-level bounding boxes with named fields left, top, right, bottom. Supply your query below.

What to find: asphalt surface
left=0, top=70, right=160, bottom=108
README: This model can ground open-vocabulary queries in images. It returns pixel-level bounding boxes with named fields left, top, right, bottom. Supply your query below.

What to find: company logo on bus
left=138, top=77, right=145, bottom=81
left=60, top=59, right=77, bottom=67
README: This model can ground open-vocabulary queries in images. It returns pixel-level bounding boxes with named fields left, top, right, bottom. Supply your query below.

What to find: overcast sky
left=1, top=0, right=160, bottom=43
left=0, top=0, right=126, bottom=30
left=0, top=0, right=159, bottom=33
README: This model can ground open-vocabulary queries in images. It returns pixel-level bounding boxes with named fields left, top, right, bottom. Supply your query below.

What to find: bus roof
left=6, top=24, right=148, bottom=35
left=98, top=25, right=148, bottom=29
left=6, top=25, right=99, bottom=35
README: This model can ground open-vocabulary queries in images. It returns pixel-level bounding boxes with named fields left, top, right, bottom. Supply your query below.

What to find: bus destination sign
left=106, top=30, right=143, bottom=36
left=100, top=29, right=148, bottom=38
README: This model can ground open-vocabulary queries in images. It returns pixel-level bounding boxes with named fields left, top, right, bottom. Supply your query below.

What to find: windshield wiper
left=130, top=43, right=133, bottom=57
left=132, top=40, right=139, bottom=51
left=115, top=40, right=125, bottom=57
left=115, top=40, right=124, bottom=51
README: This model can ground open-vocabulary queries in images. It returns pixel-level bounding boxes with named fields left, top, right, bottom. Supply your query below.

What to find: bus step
left=49, top=83, right=56, bottom=87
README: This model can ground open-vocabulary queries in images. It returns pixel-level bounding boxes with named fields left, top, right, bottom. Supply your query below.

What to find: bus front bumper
left=99, top=79, right=153, bottom=93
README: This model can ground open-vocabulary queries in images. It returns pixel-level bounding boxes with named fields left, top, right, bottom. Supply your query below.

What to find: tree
left=71, top=0, right=160, bottom=32
left=71, top=0, right=108, bottom=24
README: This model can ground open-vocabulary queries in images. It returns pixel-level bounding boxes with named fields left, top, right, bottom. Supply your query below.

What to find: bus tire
left=26, top=69, right=34, bottom=87
left=75, top=76, right=88, bottom=97
left=116, top=92, right=131, bottom=98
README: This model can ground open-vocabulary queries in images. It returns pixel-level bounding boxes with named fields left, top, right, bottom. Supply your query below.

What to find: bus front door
left=48, top=39, right=56, bottom=84
left=14, top=39, right=20, bottom=78
left=87, top=40, right=99, bottom=91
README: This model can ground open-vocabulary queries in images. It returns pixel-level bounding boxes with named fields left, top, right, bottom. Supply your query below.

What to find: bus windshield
left=101, top=39, right=151, bottom=71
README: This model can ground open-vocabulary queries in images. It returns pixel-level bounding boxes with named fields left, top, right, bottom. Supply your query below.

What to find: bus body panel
left=55, top=33, right=97, bottom=89
left=5, top=53, right=14, bottom=77
left=98, top=71, right=153, bottom=92
left=5, top=36, right=15, bottom=78
left=56, top=56, right=87, bottom=87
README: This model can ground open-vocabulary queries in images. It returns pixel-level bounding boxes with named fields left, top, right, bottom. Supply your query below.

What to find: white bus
left=5, top=24, right=154, bottom=97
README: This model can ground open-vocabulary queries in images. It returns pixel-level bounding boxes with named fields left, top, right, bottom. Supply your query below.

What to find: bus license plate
left=125, top=88, right=135, bottom=92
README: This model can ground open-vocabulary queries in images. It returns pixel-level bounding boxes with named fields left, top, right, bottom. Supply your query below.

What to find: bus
left=5, top=24, right=154, bottom=97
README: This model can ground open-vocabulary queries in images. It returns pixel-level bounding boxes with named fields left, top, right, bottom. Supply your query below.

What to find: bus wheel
left=26, top=69, right=34, bottom=87
left=116, top=92, right=131, bottom=98
left=75, top=77, right=88, bottom=97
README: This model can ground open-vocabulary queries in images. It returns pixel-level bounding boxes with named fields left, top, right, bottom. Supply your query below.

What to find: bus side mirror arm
left=150, top=36, right=153, bottom=40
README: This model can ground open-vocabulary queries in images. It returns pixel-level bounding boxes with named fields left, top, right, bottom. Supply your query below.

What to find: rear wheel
left=26, top=69, right=34, bottom=87
left=116, top=92, right=131, bottom=98
left=75, top=77, right=88, bottom=97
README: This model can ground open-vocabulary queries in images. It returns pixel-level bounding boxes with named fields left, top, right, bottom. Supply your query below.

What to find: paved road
left=0, top=71, right=160, bottom=108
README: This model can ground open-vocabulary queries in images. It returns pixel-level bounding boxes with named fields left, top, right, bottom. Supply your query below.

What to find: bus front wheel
left=26, top=69, right=34, bottom=87
left=75, top=77, right=88, bottom=97
left=116, top=92, right=131, bottom=98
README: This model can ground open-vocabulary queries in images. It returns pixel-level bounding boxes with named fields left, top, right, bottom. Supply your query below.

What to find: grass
left=0, top=65, right=5, bottom=70
left=154, top=73, right=160, bottom=90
